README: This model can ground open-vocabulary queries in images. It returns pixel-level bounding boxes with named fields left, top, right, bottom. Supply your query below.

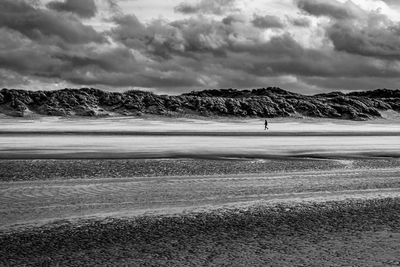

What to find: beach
left=1, top=117, right=400, bottom=266
left=3, top=0, right=400, bottom=264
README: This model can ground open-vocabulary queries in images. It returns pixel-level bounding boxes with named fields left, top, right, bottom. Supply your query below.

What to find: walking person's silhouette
left=264, top=119, right=268, bottom=130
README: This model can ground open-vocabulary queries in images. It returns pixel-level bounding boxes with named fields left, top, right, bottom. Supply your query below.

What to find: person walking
left=264, top=119, right=268, bottom=130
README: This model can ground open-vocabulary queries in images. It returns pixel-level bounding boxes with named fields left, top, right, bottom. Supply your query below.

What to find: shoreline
left=1, top=130, right=400, bottom=136
left=2, top=158, right=399, bottom=182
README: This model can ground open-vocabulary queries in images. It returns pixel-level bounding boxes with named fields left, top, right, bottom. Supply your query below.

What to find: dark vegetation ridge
left=0, top=87, right=399, bottom=120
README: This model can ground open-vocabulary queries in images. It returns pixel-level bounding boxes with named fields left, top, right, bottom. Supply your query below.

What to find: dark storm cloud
left=297, top=0, right=400, bottom=60
left=0, top=0, right=129, bottom=87
left=107, top=0, right=400, bottom=90
left=91, top=1, right=400, bottom=90
left=65, top=69, right=201, bottom=88
left=3, top=0, right=400, bottom=93
left=174, top=0, right=237, bottom=15
left=46, top=0, right=97, bottom=18
left=289, top=17, right=311, bottom=27
left=110, top=12, right=400, bottom=89
left=111, top=14, right=153, bottom=51
left=302, top=76, right=400, bottom=91
left=0, top=0, right=201, bottom=89
left=0, top=0, right=104, bottom=44
left=55, top=48, right=202, bottom=88
left=0, top=69, right=31, bottom=88
left=111, top=14, right=233, bottom=59
left=105, top=0, right=122, bottom=14
left=222, top=14, right=246, bottom=25
left=218, top=34, right=400, bottom=80
left=296, top=0, right=361, bottom=20
left=327, top=14, right=400, bottom=59
left=169, top=18, right=231, bottom=54
left=251, top=15, right=285, bottom=29
left=53, top=47, right=139, bottom=74
left=0, top=28, right=64, bottom=76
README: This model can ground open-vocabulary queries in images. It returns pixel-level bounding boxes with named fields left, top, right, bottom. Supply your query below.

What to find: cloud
left=111, top=15, right=151, bottom=50
left=91, top=2, right=400, bottom=90
left=297, top=0, right=400, bottom=61
left=0, top=69, right=31, bottom=88
left=302, top=76, right=400, bottom=91
left=0, top=0, right=104, bottom=44
left=327, top=14, right=400, bottom=59
left=46, top=0, right=97, bottom=18
left=2, top=0, right=400, bottom=93
left=0, top=28, right=64, bottom=77
left=108, top=12, right=400, bottom=91
left=104, top=0, right=122, bottom=14
left=252, top=14, right=285, bottom=29
left=0, top=12, right=200, bottom=88
left=296, top=0, right=362, bottom=20
left=379, top=0, right=400, bottom=7
left=111, top=15, right=233, bottom=58
left=289, top=17, right=311, bottom=27
left=223, top=33, right=400, bottom=79
left=222, top=14, right=247, bottom=25
left=174, top=0, right=237, bottom=15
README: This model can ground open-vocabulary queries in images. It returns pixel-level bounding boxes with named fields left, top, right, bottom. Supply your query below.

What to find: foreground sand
left=1, top=159, right=400, bottom=266
left=1, top=198, right=400, bottom=266
left=1, top=159, right=400, bottom=229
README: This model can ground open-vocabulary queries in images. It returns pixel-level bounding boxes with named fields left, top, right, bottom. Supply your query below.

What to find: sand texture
left=0, top=159, right=400, bottom=266
left=1, top=198, right=400, bottom=266
left=1, top=159, right=400, bottom=229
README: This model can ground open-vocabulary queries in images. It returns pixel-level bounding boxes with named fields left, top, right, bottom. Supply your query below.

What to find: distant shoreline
left=1, top=130, right=400, bottom=136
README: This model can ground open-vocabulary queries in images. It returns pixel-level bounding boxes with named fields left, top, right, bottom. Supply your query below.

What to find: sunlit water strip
left=1, top=134, right=399, bottom=159
left=1, top=117, right=400, bottom=159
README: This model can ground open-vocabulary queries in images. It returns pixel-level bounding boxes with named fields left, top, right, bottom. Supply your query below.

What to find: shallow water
left=1, top=117, right=400, bottom=159
left=0, top=134, right=400, bottom=159
left=1, top=116, right=400, bottom=133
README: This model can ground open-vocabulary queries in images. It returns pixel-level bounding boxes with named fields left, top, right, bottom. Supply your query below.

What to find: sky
left=1, top=0, right=400, bottom=94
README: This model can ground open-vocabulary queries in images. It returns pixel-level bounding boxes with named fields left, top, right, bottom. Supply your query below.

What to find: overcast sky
left=1, top=0, right=400, bottom=94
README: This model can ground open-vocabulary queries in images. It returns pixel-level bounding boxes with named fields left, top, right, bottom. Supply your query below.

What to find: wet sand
left=1, top=159, right=400, bottom=230
left=1, top=159, right=400, bottom=266
left=1, top=197, right=400, bottom=266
